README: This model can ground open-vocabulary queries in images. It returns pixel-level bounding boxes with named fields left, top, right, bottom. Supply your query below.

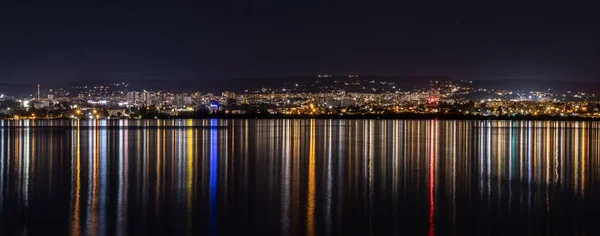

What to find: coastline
left=3, top=113, right=600, bottom=121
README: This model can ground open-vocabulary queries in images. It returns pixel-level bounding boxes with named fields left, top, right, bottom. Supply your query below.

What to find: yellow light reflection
left=306, top=119, right=316, bottom=236
left=186, top=120, right=193, bottom=230
left=71, top=126, right=81, bottom=236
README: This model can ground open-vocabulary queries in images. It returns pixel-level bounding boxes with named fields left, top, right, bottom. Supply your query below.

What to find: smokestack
left=37, top=84, right=40, bottom=100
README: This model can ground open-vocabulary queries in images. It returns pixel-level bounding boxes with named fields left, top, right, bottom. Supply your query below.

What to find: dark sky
left=1, top=1, right=599, bottom=84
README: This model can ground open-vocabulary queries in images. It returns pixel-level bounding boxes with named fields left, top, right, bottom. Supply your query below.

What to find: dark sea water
left=1, top=119, right=600, bottom=235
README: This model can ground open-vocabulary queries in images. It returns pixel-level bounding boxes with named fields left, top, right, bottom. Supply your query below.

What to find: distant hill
left=209, top=76, right=453, bottom=93
left=0, top=83, right=37, bottom=97
left=1, top=76, right=599, bottom=97
left=469, top=79, right=600, bottom=94
left=47, top=76, right=455, bottom=94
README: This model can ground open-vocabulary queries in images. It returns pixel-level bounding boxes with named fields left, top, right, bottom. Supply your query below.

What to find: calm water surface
left=1, top=119, right=600, bottom=235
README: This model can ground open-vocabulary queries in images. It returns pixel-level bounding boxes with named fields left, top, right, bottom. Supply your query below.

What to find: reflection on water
left=1, top=119, right=600, bottom=235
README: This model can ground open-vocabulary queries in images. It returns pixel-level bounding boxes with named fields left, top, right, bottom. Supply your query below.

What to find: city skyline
left=1, top=76, right=599, bottom=121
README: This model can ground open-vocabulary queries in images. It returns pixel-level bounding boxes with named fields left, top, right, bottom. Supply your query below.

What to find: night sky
left=1, top=1, right=599, bottom=84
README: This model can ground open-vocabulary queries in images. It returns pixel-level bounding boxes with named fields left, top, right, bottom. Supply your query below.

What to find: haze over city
left=1, top=1, right=599, bottom=85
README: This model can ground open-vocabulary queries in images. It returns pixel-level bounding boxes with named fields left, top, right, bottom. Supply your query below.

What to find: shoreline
left=3, top=114, right=600, bottom=122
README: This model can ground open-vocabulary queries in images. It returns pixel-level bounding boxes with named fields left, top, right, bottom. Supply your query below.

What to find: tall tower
left=37, top=84, right=40, bottom=100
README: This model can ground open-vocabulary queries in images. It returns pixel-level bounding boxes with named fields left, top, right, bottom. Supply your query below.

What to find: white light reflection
left=325, top=120, right=333, bottom=235
left=99, top=120, right=108, bottom=235
left=280, top=120, right=291, bottom=235
left=116, top=119, right=127, bottom=236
